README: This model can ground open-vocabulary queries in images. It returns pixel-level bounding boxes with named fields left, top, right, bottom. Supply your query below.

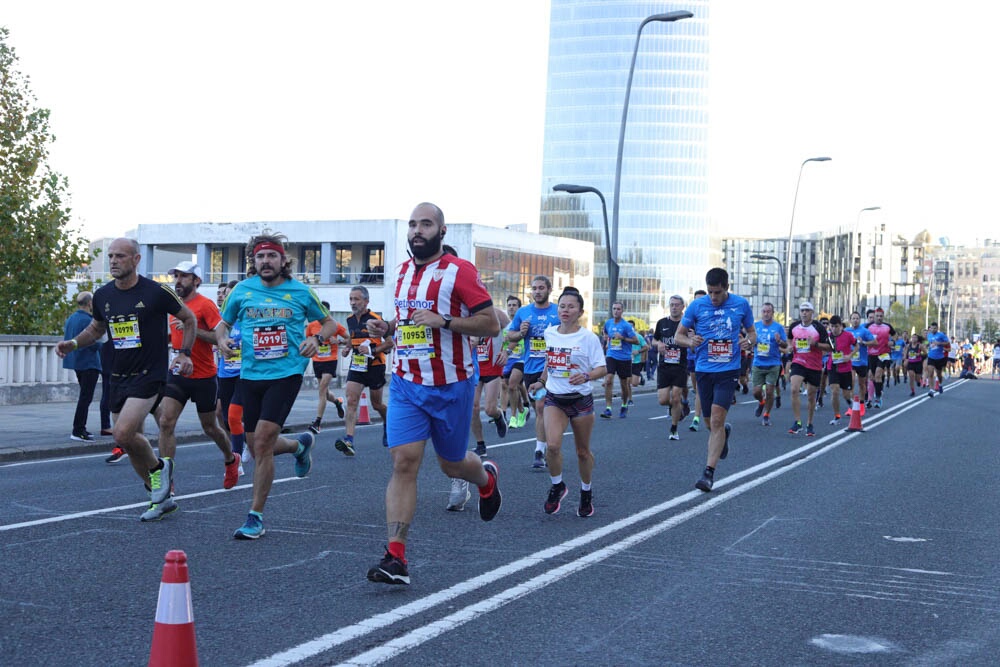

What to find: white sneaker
left=446, top=478, right=471, bottom=511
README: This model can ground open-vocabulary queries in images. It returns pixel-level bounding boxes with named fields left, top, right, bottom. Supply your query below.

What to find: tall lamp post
left=853, top=205, right=881, bottom=313
left=749, top=253, right=785, bottom=322
left=784, top=156, right=832, bottom=320
left=553, top=183, right=615, bottom=319
left=610, top=10, right=693, bottom=311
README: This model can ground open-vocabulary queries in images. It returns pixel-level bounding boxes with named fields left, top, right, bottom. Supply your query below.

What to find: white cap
left=168, top=260, right=203, bottom=281
left=799, top=301, right=814, bottom=311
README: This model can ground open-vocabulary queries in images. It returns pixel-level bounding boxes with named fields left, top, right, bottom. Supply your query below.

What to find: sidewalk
left=0, top=377, right=659, bottom=463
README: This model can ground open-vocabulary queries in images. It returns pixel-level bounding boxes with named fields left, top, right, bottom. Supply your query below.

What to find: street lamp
left=853, top=206, right=881, bottom=313
left=553, top=183, right=615, bottom=318
left=784, top=156, right=832, bottom=320
left=749, top=253, right=785, bottom=322
left=610, top=10, right=693, bottom=312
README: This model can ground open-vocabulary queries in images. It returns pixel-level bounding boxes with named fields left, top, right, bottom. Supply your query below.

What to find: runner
left=217, top=233, right=337, bottom=540
left=786, top=302, right=831, bottom=436
left=508, top=276, right=561, bottom=468
left=867, top=307, right=896, bottom=407
left=306, top=301, right=348, bottom=435
left=628, top=318, right=649, bottom=395
left=846, top=311, right=876, bottom=407
left=336, top=286, right=392, bottom=455
left=364, top=202, right=502, bottom=585
left=216, top=308, right=246, bottom=477
left=600, top=302, right=639, bottom=418
left=499, top=295, right=529, bottom=429
left=905, top=333, right=926, bottom=396
left=687, top=289, right=706, bottom=431
left=816, top=316, right=830, bottom=408
left=751, top=302, right=788, bottom=427
left=151, top=261, right=240, bottom=521
left=890, top=332, right=906, bottom=386
left=675, top=268, right=755, bottom=492
left=527, top=287, right=607, bottom=516
left=825, top=315, right=856, bottom=426
left=992, top=337, right=1000, bottom=379
left=924, top=321, right=951, bottom=397
left=652, top=295, right=689, bottom=441
left=55, top=238, right=196, bottom=520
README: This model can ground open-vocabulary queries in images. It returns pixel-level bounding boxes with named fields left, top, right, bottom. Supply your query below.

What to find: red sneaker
left=224, top=452, right=241, bottom=489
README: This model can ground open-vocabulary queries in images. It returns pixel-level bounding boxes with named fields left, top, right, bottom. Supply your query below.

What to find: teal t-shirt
left=221, top=276, right=329, bottom=381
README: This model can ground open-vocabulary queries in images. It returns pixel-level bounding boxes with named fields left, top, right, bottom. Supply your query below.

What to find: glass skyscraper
left=540, top=0, right=711, bottom=322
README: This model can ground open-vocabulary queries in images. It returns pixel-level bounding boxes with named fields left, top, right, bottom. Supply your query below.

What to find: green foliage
left=0, top=27, right=90, bottom=334
left=983, top=319, right=999, bottom=341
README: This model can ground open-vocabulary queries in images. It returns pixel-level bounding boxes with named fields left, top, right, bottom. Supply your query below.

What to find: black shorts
left=164, top=374, right=219, bottom=413
left=543, top=392, right=594, bottom=419
left=907, top=361, right=924, bottom=374
left=868, top=355, right=892, bottom=372
left=109, top=376, right=165, bottom=415
left=605, top=357, right=631, bottom=381
left=479, top=374, right=501, bottom=386
left=523, top=371, right=544, bottom=390
left=502, top=362, right=524, bottom=380
left=928, top=357, right=948, bottom=371
left=217, top=376, right=243, bottom=412
left=790, top=363, right=822, bottom=388
left=312, top=360, right=338, bottom=378
left=657, top=363, right=687, bottom=389
left=346, top=364, right=387, bottom=390
left=241, top=374, right=303, bottom=432
left=631, top=362, right=645, bottom=376
left=852, top=364, right=869, bottom=378
left=829, top=369, right=853, bottom=392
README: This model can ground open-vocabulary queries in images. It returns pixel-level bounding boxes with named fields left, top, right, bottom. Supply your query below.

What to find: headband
left=253, top=241, right=285, bottom=257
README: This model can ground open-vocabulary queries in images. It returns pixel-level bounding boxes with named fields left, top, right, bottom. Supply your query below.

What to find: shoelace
left=149, top=469, right=162, bottom=490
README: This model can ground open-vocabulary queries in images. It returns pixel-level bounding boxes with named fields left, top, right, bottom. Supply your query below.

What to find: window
left=335, top=246, right=352, bottom=284
left=362, top=244, right=385, bottom=283
left=210, top=248, right=225, bottom=284
left=299, top=245, right=320, bottom=283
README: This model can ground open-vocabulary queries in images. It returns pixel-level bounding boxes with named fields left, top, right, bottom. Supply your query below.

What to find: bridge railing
left=0, top=336, right=74, bottom=385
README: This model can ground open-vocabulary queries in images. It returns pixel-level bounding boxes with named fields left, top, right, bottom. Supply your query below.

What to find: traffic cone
left=149, top=550, right=198, bottom=667
left=357, top=390, right=371, bottom=426
left=845, top=395, right=864, bottom=433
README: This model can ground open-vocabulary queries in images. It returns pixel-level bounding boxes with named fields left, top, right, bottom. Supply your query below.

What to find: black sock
left=875, top=381, right=883, bottom=397
left=477, top=441, right=485, bottom=448
left=151, top=459, right=164, bottom=472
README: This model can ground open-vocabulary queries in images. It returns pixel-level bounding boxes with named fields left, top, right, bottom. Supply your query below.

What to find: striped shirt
left=391, top=255, right=493, bottom=386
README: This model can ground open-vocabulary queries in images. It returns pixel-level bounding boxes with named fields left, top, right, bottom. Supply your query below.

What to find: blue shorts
left=695, top=369, right=740, bottom=418
left=386, top=374, right=475, bottom=462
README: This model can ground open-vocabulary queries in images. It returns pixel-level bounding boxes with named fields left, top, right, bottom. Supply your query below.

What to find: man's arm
left=55, top=319, right=108, bottom=358
left=412, top=304, right=500, bottom=338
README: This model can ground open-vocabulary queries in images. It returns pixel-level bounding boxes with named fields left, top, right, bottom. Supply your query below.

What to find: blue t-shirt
left=752, top=320, right=786, bottom=367
left=926, top=331, right=950, bottom=360
left=603, top=318, right=638, bottom=361
left=680, top=293, right=754, bottom=373
left=221, top=276, right=328, bottom=381
left=891, top=337, right=905, bottom=361
left=217, top=321, right=243, bottom=379
left=508, top=303, right=560, bottom=375
left=846, top=325, right=875, bottom=367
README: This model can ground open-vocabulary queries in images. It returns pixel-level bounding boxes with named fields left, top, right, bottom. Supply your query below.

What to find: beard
left=409, top=230, right=444, bottom=260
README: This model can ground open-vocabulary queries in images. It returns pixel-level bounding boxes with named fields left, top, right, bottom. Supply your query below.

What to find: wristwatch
left=178, top=348, right=192, bottom=357
left=441, top=314, right=453, bottom=330
left=314, top=334, right=325, bottom=344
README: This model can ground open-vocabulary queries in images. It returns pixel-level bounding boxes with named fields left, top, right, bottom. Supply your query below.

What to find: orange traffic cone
left=845, top=395, right=864, bottom=433
left=357, top=390, right=371, bottom=426
left=149, top=550, right=198, bottom=667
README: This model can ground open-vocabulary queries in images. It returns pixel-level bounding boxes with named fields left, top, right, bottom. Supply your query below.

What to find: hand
left=519, top=321, right=530, bottom=336
left=569, top=372, right=588, bottom=386
left=613, top=332, right=622, bottom=340
left=220, top=340, right=239, bottom=359
left=528, top=382, right=543, bottom=394
left=298, top=337, right=319, bottom=358
left=740, top=338, right=752, bottom=351
left=55, top=340, right=75, bottom=358
left=690, top=334, right=704, bottom=347
left=410, top=309, right=440, bottom=328
left=359, top=341, right=372, bottom=356
left=173, top=320, right=184, bottom=331
left=172, top=355, right=194, bottom=376
left=496, top=348, right=509, bottom=366
left=368, top=319, right=389, bottom=336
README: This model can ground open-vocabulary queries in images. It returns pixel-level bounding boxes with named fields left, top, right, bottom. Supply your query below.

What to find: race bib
left=396, top=319, right=435, bottom=360
left=707, top=339, right=733, bottom=363
left=222, top=346, right=242, bottom=372
left=317, top=342, right=331, bottom=356
left=831, top=351, right=845, bottom=363
left=878, top=353, right=891, bottom=361
left=795, top=338, right=811, bottom=353
left=546, top=347, right=573, bottom=377
left=756, top=341, right=770, bottom=355
left=252, top=325, right=288, bottom=360
left=529, top=337, right=547, bottom=359
left=477, top=343, right=489, bottom=362
left=609, top=337, right=622, bottom=350
left=663, top=347, right=681, bottom=364
left=907, top=354, right=921, bottom=362
left=851, top=349, right=861, bottom=361
left=350, top=353, right=369, bottom=372
left=109, top=316, right=142, bottom=350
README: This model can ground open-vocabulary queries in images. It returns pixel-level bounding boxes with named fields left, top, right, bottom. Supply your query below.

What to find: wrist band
left=71, top=338, right=79, bottom=350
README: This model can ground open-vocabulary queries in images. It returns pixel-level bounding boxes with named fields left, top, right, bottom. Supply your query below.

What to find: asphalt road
left=2, top=379, right=998, bottom=666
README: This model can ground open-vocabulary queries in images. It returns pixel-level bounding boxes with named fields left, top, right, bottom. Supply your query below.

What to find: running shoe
left=669, top=429, right=680, bottom=441
left=762, top=415, right=771, bottom=427
left=689, top=416, right=701, bottom=432
left=446, top=478, right=471, bottom=511
left=937, top=382, right=943, bottom=394
left=829, top=416, right=841, bottom=426
left=532, top=450, right=546, bottom=470
left=238, top=459, right=245, bottom=477
left=474, top=441, right=488, bottom=458
left=626, top=399, right=635, bottom=407
left=333, top=396, right=346, bottom=419
left=927, top=389, right=935, bottom=399
left=742, top=383, right=749, bottom=394
left=479, top=461, right=502, bottom=521
left=148, top=458, right=174, bottom=505
left=223, top=453, right=241, bottom=489
left=720, top=423, right=731, bottom=460
left=493, top=412, right=508, bottom=438
left=293, top=432, right=314, bottom=477
left=335, top=437, right=356, bottom=457
left=140, top=497, right=178, bottom=522
left=754, top=402, right=764, bottom=418
left=788, top=421, right=802, bottom=434
left=544, top=481, right=568, bottom=514
left=233, top=511, right=265, bottom=540
left=70, top=431, right=95, bottom=442
left=806, top=423, right=816, bottom=437
left=816, top=396, right=824, bottom=408
left=875, top=398, right=883, bottom=409
left=682, top=401, right=691, bottom=418
left=695, top=467, right=714, bottom=492
left=619, top=406, right=628, bottom=419
left=105, top=446, right=127, bottom=464
left=367, top=549, right=409, bottom=585
left=909, top=391, right=916, bottom=397
left=100, top=429, right=114, bottom=436
left=308, top=417, right=322, bottom=435
left=600, top=407, right=613, bottom=419
left=775, top=395, right=782, bottom=409
left=578, top=489, right=594, bottom=518
left=515, top=408, right=529, bottom=428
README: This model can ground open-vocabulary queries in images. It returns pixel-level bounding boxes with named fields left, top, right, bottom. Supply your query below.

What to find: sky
left=3, top=1, right=999, bottom=248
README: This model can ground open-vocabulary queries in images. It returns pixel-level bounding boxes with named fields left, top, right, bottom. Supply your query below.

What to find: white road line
left=247, top=382, right=968, bottom=666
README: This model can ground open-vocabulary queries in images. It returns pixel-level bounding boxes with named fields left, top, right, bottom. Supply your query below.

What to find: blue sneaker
left=788, top=421, right=802, bottom=434
left=233, top=511, right=265, bottom=540
left=294, top=432, right=314, bottom=477
left=619, top=406, right=628, bottom=419
left=720, top=423, right=731, bottom=459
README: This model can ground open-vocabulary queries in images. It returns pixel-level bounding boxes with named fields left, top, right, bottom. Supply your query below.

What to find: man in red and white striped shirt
left=365, top=202, right=503, bottom=586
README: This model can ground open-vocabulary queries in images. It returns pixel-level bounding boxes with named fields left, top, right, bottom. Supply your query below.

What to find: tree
left=0, top=27, right=90, bottom=335
left=983, top=318, right=999, bottom=342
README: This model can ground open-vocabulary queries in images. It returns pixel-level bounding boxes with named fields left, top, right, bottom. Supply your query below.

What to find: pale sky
left=4, top=1, right=998, bottom=248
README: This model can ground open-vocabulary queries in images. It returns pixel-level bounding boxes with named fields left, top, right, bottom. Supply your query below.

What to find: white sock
left=536, top=440, right=546, bottom=453
left=581, top=481, right=592, bottom=491
left=550, top=474, right=563, bottom=485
